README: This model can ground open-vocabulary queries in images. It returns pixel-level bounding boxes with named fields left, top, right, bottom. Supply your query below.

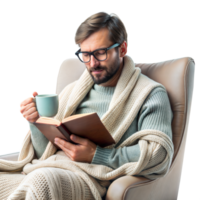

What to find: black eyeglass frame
left=75, top=43, right=120, bottom=63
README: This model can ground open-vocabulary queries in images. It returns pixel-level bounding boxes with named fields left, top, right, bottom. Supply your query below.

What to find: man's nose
left=90, top=55, right=99, bottom=68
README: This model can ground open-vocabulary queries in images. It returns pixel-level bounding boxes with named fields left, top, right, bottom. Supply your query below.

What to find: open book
left=33, top=112, right=115, bottom=149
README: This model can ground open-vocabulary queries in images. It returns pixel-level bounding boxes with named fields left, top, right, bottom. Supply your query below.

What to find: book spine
left=57, top=125, right=78, bottom=145
left=57, top=124, right=72, bottom=142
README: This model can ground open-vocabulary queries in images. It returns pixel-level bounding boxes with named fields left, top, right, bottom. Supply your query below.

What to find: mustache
left=91, top=68, right=103, bottom=72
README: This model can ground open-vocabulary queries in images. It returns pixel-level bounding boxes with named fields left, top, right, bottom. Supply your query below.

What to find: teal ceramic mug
left=35, top=94, right=59, bottom=117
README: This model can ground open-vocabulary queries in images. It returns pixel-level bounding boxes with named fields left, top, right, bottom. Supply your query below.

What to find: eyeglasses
left=75, top=43, right=120, bottom=63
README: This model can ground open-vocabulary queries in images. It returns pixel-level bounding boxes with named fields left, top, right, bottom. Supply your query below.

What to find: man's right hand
left=20, top=92, right=40, bottom=123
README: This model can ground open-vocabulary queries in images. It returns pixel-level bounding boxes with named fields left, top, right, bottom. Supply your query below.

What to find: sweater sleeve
left=137, top=87, right=173, bottom=170
left=29, top=81, right=78, bottom=159
left=91, top=87, right=173, bottom=169
left=29, top=122, right=49, bottom=159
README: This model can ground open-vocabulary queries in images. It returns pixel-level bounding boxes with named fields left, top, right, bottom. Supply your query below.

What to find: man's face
left=80, top=28, right=121, bottom=85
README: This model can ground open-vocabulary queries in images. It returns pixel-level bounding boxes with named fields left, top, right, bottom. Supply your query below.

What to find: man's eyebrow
left=80, top=46, right=108, bottom=52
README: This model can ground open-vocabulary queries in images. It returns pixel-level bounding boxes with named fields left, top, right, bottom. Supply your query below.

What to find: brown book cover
left=33, top=112, right=115, bottom=149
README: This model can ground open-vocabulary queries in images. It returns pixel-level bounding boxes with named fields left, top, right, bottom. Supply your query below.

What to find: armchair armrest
left=0, top=152, right=19, bottom=161
left=105, top=176, right=151, bottom=200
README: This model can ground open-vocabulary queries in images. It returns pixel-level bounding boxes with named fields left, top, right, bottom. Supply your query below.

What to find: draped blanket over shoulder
left=0, top=56, right=174, bottom=200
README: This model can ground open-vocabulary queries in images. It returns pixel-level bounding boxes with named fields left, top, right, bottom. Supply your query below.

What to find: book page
left=61, top=112, right=96, bottom=123
left=35, top=117, right=61, bottom=126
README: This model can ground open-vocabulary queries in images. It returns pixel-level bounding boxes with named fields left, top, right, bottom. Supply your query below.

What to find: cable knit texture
left=0, top=55, right=174, bottom=200
left=29, top=84, right=172, bottom=170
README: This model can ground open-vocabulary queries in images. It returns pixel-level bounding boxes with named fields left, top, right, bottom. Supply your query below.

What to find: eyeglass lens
left=79, top=49, right=107, bottom=63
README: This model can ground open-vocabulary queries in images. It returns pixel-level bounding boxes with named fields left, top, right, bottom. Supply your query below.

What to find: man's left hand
left=54, top=134, right=97, bottom=163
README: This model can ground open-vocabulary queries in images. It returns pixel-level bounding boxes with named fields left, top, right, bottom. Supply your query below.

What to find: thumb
left=70, top=134, right=83, bottom=144
left=33, top=91, right=38, bottom=97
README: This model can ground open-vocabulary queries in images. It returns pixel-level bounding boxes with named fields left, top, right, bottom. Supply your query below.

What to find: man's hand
left=20, top=92, right=40, bottom=123
left=54, top=134, right=97, bottom=163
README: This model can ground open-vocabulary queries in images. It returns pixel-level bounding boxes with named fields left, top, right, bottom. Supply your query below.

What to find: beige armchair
left=0, top=57, right=195, bottom=200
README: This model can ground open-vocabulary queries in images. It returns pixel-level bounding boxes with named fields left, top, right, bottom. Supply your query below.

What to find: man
left=1, top=12, right=174, bottom=200
left=23, top=26, right=128, bottom=164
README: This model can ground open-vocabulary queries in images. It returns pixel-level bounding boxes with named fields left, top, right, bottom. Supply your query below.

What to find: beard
left=87, top=55, right=121, bottom=85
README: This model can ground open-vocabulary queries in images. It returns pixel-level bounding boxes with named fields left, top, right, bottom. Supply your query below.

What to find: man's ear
left=119, top=41, right=127, bottom=57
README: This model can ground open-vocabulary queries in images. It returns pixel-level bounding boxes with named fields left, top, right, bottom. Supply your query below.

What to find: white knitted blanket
left=0, top=55, right=174, bottom=200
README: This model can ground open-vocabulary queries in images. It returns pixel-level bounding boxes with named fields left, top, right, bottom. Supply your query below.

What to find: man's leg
left=7, top=167, right=95, bottom=200
left=0, top=172, right=26, bottom=200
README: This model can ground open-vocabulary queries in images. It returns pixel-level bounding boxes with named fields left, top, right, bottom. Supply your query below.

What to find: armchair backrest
left=136, top=57, right=195, bottom=164
left=56, top=59, right=85, bottom=95
left=56, top=57, right=195, bottom=167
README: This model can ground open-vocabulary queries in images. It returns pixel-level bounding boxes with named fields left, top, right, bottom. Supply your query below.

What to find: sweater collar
left=93, top=84, right=115, bottom=95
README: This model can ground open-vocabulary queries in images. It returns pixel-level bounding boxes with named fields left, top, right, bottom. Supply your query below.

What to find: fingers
left=20, top=102, right=36, bottom=114
left=20, top=90, right=38, bottom=108
left=58, top=144, right=72, bottom=159
left=20, top=92, right=39, bottom=123
left=20, top=91, right=38, bottom=108
left=23, top=106, right=36, bottom=116
left=21, top=108, right=39, bottom=123
left=26, top=111, right=39, bottom=123
left=70, top=134, right=88, bottom=146
left=20, top=97, right=35, bottom=107
left=20, top=101, right=39, bottom=123
left=31, top=91, right=39, bottom=97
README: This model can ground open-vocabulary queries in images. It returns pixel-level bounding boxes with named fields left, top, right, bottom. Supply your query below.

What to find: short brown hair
left=75, top=12, right=127, bottom=46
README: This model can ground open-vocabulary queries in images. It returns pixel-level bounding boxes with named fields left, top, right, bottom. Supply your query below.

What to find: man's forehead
left=80, top=28, right=112, bottom=51
left=80, top=41, right=113, bottom=52
left=80, top=45, right=109, bottom=52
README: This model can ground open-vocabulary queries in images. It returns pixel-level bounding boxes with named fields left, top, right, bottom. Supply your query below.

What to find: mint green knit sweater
left=29, top=84, right=173, bottom=170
